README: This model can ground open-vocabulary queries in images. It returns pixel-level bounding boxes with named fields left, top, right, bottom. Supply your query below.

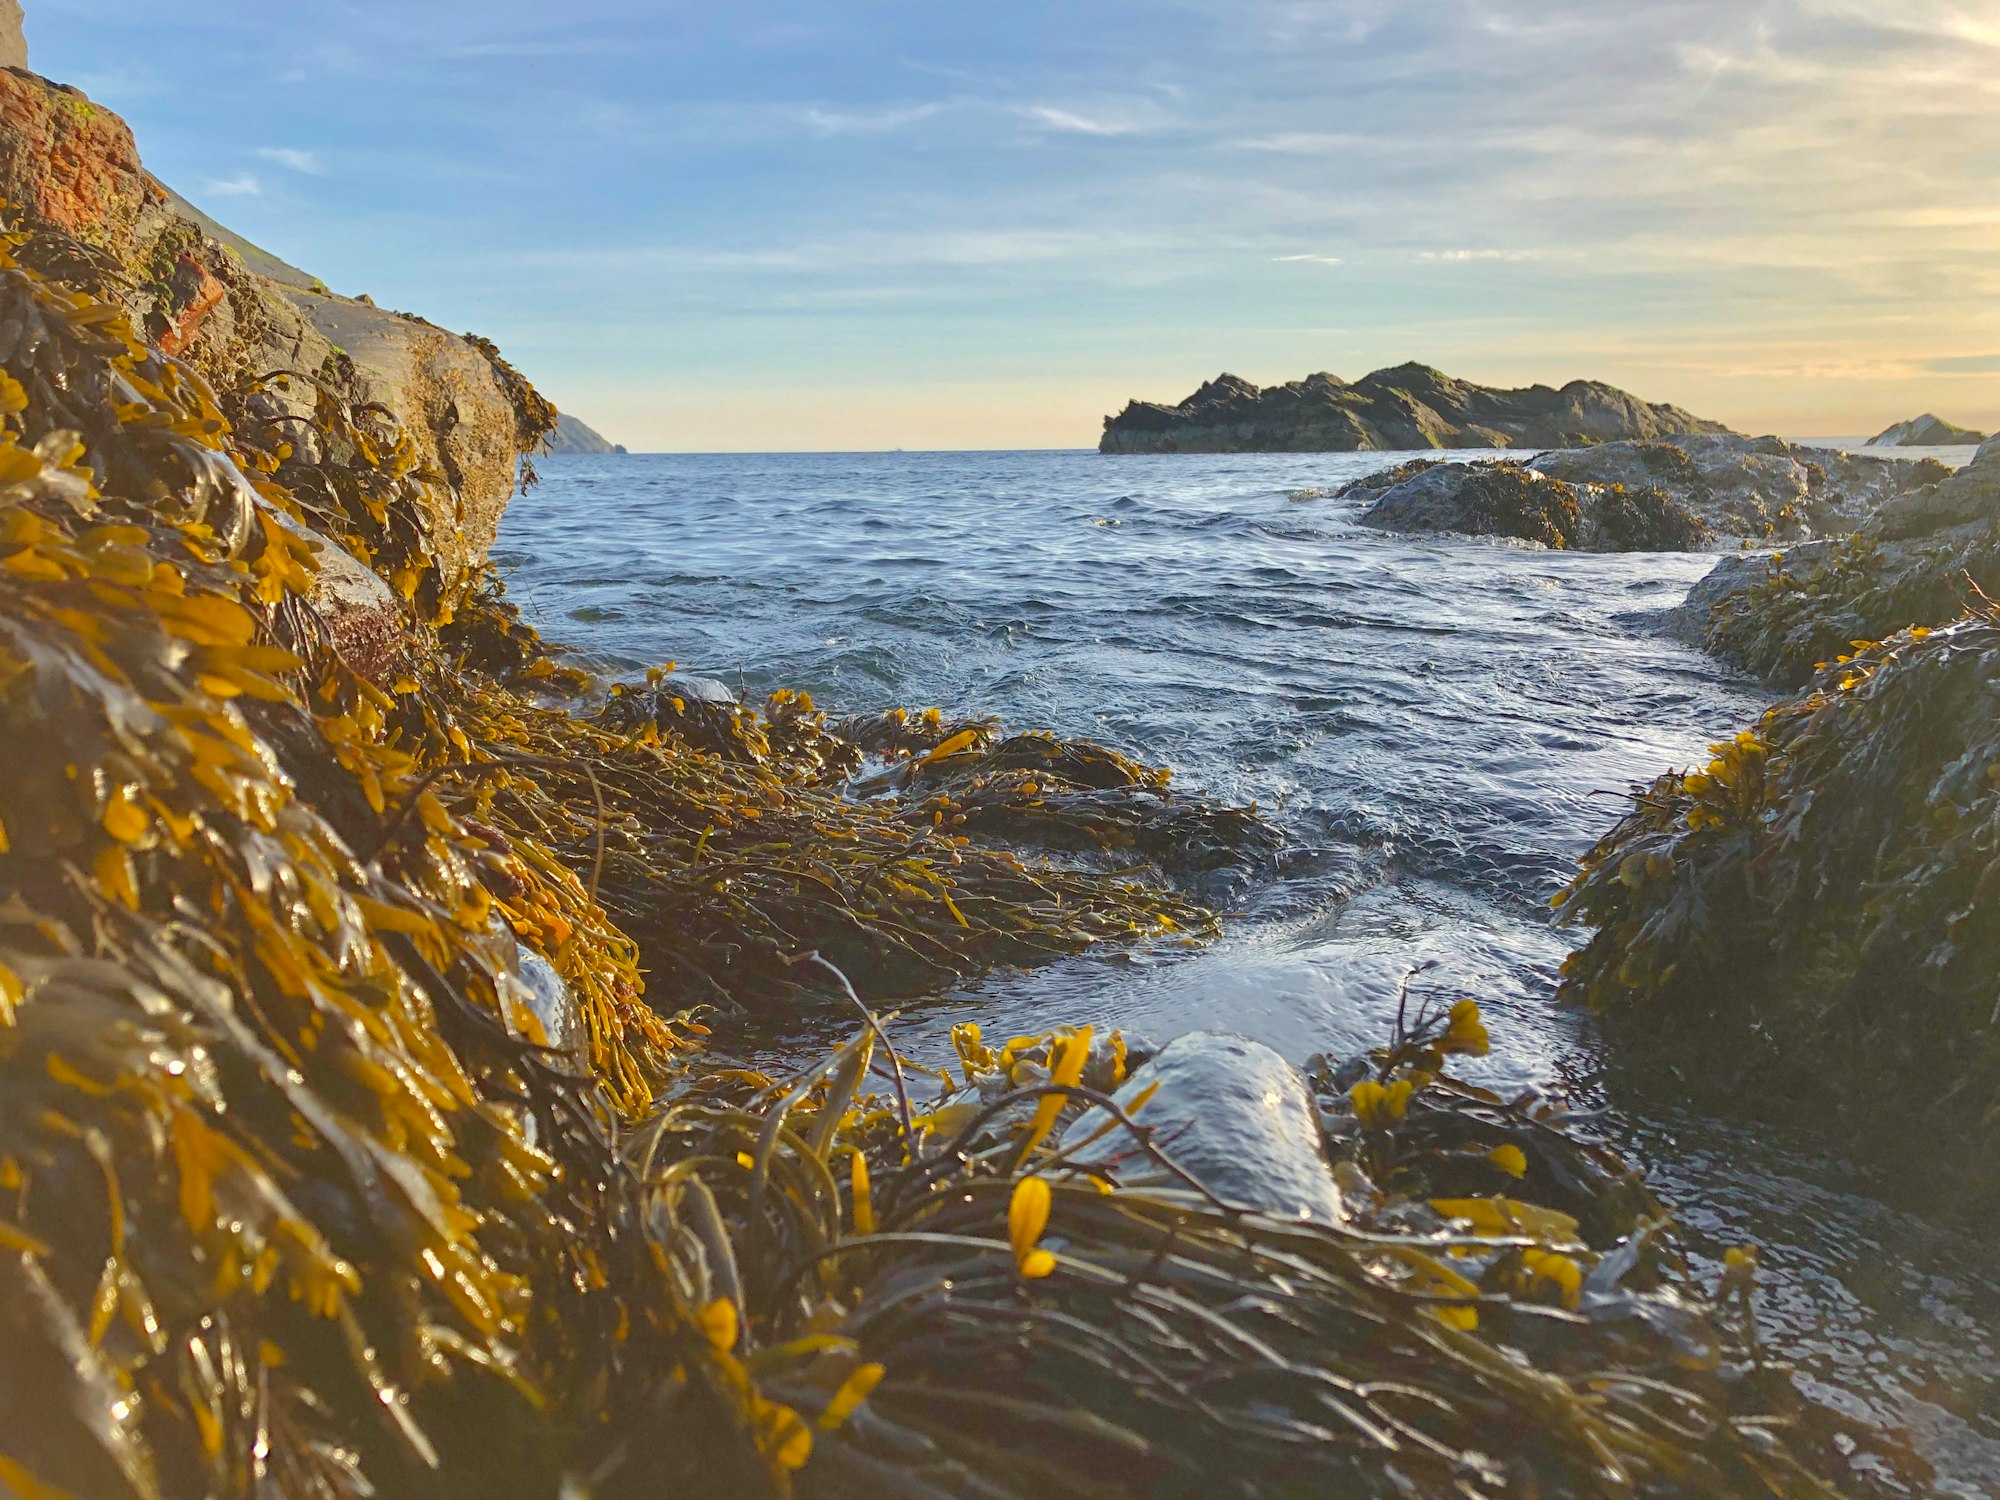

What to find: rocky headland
left=1867, top=412, right=1987, bottom=447
left=547, top=410, right=628, bottom=454
left=1099, top=363, right=1731, bottom=454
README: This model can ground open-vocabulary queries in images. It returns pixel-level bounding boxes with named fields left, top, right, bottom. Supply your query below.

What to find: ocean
left=498, top=447, right=1998, bottom=1494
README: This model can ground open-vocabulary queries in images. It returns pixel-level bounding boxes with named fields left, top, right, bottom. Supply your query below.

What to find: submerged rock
left=1061, top=1032, right=1344, bottom=1224
left=1099, top=364, right=1730, bottom=454
left=1868, top=413, right=1987, bottom=447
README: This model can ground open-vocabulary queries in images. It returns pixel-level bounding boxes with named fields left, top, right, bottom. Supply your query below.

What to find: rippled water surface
left=499, top=448, right=1999, bottom=1494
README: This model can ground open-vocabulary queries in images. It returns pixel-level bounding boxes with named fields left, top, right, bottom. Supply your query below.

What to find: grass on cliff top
left=0, top=209, right=1900, bottom=1499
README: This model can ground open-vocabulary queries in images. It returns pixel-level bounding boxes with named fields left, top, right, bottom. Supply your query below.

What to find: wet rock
left=514, top=950, right=583, bottom=1057
left=1101, top=364, right=1729, bottom=454
left=1060, top=1032, right=1344, bottom=1224
left=1352, top=461, right=1582, bottom=548
left=1342, top=435, right=1936, bottom=552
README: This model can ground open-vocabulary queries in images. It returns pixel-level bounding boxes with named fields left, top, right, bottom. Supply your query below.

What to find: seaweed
left=1555, top=611, right=2000, bottom=1206
left=1594, top=482, right=1711, bottom=552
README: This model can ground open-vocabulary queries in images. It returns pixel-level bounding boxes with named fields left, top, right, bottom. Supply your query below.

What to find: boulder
left=1100, top=363, right=1731, bottom=454
left=1060, top=1032, right=1344, bottom=1225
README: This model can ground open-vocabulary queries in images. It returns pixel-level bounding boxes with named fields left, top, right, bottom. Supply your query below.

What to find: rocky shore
left=0, top=16, right=1966, bottom=1499
left=1100, top=363, right=1729, bottom=454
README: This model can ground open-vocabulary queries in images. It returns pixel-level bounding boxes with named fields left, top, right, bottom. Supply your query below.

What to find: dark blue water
left=499, top=448, right=1999, bottom=1495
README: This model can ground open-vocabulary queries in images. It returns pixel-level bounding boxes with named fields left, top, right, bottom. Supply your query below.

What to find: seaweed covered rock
left=1556, top=613, right=2000, bottom=1207
left=0, top=206, right=1908, bottom=1499
left=1680, top=441, right=2000, bottom=685
left=1352, top=460, right=1584, bottom=548
left=1338, top=437, right=1932, bottom=553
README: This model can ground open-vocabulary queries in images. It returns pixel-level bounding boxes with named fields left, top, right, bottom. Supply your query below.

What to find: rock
left=1683, top=442, right=2000, bottom=685
left=545, top=411, right=627, bottom=455
left=1868, top=413, right=1987, bottom=447
left=1, top=3, right=26, bottom=70
left=1099, top=363, right=1731, bottom=455
left=0, top=68, right=542, bottom=586
left=1353, top=460, right=1583, bottom=549
left=1342, top=435, right=1939, bottom=552
left=1059, top=1032, right=1344, bottom=1225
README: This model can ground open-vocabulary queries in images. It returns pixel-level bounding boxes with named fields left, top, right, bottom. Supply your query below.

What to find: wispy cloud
left=257, top=147, right=322, bottom=174
left=1273, top=253, right=1344, bottom=265
left=202, top=173, right=262, bottom=198
left=803, top=102, right=945, bottom=135
left=1927, top=354, right=2000, bottom=374
left=1416, top=249, right=1543, bottom=263
left=1014, top=104, right=1146, bottom=135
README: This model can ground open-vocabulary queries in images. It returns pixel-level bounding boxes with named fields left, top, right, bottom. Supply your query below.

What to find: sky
left=27, top=0, right=2000, bottom=451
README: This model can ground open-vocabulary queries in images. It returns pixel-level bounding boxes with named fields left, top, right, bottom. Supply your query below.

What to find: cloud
left=1926, top=354, right=2000, bottom=374
left=202, top=174, right=262, bottom=198
left=803, top=102, right=945, bottom=135
left=1416, top=249, right=1542, bottom=263
left=1014, top=105, right=1144, bottom=135
left=1273, top=253, right=1344, bottom=265
left=257, top=147, right=323, bottom=174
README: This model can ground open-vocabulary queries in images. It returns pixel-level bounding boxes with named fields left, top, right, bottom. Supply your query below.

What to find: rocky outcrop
left=0, top=66, right=542, bottom=586
left=1868, top=413, right=1987, bottom=447
left=546, top=411, right=626, bottom=454
left=1099, top=363, right=1732, bottom=454
left=1671, top=438, right=2000, bottom=684
left=1340, top=435, right=1939, bottom=552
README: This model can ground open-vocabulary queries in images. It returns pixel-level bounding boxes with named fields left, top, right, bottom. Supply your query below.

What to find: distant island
left=547, top=411, right=628, bottom=454
left=1099, top=363, right=1732, bottom=454
left=1867, top=413, right=1986, bottom=447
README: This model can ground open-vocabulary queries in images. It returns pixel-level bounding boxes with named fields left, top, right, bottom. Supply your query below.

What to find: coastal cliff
left=547, top=410, right=627, bottom=453
left=1100, top=363, right=1732, bottom=454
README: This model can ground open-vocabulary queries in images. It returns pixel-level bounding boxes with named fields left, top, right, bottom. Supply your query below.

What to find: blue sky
left=28, top=1, right=2000, bottom=450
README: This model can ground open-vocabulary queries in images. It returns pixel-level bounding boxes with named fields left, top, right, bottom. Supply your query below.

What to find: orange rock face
left=0, top=68, right=152, bottom=255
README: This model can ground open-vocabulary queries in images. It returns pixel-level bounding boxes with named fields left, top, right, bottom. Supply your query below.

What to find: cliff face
left=1100, top=363, right=1733, bottom=454
left=0, top=63, right=540, bottom=582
